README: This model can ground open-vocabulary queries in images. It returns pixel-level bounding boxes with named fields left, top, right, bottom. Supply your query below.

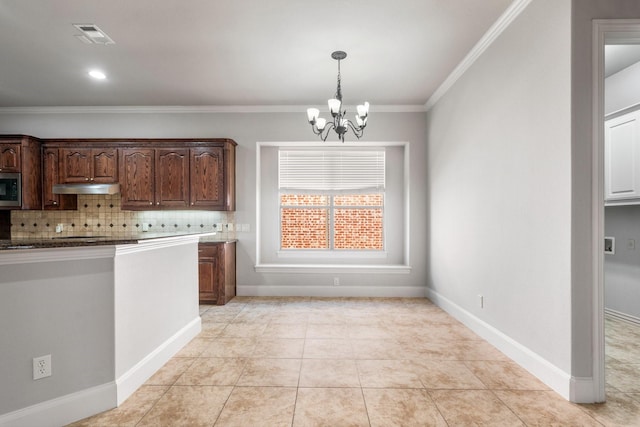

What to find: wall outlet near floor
left=628, top=239, right=635, bottom=250
left=33, top=354, right=52, bottom=380
left=333, top=277, right=340, bottom=286
left=55, top=224, right=63, bottom=233
left=142, top=223, right=149, bottom=232
left=478, top=294, right=484, bottom=309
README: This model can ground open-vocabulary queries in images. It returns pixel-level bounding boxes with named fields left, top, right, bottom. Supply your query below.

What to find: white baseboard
left=237, top=285, right=427, bottom=298
left=605, top=308, right=640, bottom=325
left=115, top=316, right=201, bottom=405
left=0, top=317, right=202, bottom=427
left=426, top=288, right=597, bottom=403
left=0, top=382, right=116, bottom=427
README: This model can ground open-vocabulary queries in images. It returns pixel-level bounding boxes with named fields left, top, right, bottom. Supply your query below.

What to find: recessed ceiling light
left=88, top=69, right=106, bottom=80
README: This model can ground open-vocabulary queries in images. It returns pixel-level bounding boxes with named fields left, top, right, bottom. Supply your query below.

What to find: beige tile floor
left=69, top=297, right=640, bottom=426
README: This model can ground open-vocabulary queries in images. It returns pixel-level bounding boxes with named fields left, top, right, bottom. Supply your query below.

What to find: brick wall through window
left=280, top=193, right=383, bottom=250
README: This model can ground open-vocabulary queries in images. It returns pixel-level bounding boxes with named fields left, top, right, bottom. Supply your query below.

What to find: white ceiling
left=0, top=0, right=514, bottom=108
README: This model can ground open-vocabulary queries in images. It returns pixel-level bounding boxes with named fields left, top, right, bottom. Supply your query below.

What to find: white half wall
left=0, top=251, right=116, bottom=424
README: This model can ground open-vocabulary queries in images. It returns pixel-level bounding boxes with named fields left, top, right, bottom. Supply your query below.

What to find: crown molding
left=424, top=0, right=533, bottom=111
left=0, top=104, right=427, bottom=115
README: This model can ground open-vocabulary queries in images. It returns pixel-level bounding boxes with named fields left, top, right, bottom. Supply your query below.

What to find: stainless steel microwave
left=0, top=173, right=21, bottom=207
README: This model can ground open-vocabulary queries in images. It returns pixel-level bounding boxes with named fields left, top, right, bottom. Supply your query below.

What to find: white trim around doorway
left=591, top=19, right=640, bottom=404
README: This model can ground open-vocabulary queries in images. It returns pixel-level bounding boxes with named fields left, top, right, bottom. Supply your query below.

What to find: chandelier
left=306, top=51, right=369, bottom=142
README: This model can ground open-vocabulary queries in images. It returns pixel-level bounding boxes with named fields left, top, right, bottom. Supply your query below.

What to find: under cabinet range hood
left=52, top=183, right=120, bottom=195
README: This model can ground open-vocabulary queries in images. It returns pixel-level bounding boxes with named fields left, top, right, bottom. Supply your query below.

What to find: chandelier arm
left=320, top=122, right=336, bottom=141
left=347, top=121, right=364, bottom=139
left=310, top=124, right=323, bottom=136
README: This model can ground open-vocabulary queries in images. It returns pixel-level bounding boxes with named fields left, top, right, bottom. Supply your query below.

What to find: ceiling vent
left=73, top=24, right=115, bottom=45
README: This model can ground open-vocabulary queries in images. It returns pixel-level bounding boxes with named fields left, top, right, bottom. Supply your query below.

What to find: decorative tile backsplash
left=10, top=194, right=235, bottom=240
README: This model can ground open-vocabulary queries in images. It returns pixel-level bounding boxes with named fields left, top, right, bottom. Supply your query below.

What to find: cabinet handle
left=191, top=202, right=194, bottom=205
left=85, top=177, right=89, bottom=181
left=156, top=202, right=160, bottom=205
left=53, top=201, right=57, bottom=205
left=90, top=178, right=94, bottom=181
left=149, top=202, right=153, bottom=205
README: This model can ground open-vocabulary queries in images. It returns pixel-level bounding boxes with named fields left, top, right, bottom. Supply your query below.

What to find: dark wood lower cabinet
left=198, top=241, right=236, bottom=305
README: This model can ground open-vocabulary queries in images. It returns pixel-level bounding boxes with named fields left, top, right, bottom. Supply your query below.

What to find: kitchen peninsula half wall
left=0, top=234, right=204, bottom=426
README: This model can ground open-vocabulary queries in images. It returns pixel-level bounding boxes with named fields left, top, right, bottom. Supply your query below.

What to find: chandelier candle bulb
left=328, top=99, right=341, bottom=116
left=307, top=108, right=319, bottom=123
left=357, top=103, right=369, bottom=117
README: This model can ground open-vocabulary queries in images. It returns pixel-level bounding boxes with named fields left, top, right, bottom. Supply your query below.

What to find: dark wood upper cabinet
left=190, top=147, right=225, bottom=209
left=0, top=143, right=21, bottom=172
left=2, top=137, right=235, bottom=212
left=42, top=148, right=77, bottom=210
left=156, top=149, right=190, bottom=208
left=119, top=139, right=235, bottom=211
left=60, top=148, right=118, bottom=183
left=120, top=148, right=155, bottom=209
left=0, top=135, right=42, bottom=210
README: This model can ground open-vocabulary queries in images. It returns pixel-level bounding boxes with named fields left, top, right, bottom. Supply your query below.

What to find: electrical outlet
left=227, top=223, right=234, bottom=231
left=628, top=239, right=636, bottom=250
left=142, top=223, right=149, bottom=232
left=55, top=224, right=63, bottom=233
left=478, top=295, right=484, bottom=309
left=33, top=355, right=52, bottom=380
left=333, top=277, right=340, bottom=286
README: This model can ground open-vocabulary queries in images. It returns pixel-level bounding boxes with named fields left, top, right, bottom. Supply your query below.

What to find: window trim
left=256, top=141, right=411, bottom=273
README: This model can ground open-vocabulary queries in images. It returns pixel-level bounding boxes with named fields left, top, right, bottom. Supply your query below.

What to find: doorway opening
left=592, top=19, right=640, bottom=403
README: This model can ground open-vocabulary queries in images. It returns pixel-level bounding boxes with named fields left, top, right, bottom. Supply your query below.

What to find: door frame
left=591, top=19, right=640, bottom=403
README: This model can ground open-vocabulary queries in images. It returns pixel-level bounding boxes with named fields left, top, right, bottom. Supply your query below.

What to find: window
left=256, top=141, right=409, bottom=273
left=278, top=149, right=385, bottom=252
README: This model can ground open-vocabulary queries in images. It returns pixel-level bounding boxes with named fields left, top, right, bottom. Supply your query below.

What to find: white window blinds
left=279, top=149, right=385, bottom=192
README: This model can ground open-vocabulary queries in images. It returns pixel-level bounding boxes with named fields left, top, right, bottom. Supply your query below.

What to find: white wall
left=0, top=256, right=115, bottom=416
left=427, top=0, right=574, bottom=396
left=606, top=60, right=640, bottom=115
left=0, top=110, right=428, bottom=296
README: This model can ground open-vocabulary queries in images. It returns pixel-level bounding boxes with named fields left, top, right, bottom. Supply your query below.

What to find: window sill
left=254, top=264, right=412, bottom=274
left=277, top=250, right=388, bottom=259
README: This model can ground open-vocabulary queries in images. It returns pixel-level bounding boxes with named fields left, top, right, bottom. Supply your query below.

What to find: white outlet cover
left=33, top=354, right=52, bottom=380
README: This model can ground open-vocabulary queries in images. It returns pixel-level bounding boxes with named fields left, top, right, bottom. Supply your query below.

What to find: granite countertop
left=0, top=232, right=237, bottom=250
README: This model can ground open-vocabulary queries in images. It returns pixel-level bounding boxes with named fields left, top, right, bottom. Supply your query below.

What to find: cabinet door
left=42, top=148, right=77, bottom=210
left=605, top=111, right=640, bottom=202
left=120, top=148, right=155, bottom=209
left=198, top=244, right=221, bottom=304
left=0, top=143, right=21, bottom=172
left=156, top=149, right=189, bottom=208
left=190, top=147, right=225, bottom=209
left=91, top=148, right=118, bottom=183
left=60, top=148, right=92, bottom=182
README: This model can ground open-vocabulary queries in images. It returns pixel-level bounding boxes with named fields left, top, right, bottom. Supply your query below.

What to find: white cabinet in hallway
left=605, top=109, right=640, bottom=204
